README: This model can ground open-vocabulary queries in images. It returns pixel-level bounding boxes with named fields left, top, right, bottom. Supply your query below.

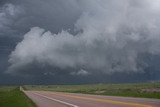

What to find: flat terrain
left=1, top=83, right=158, bottom=107
left=0, top=86, right=36, bottom=107
left=24, top=91, right=160, bottom=107
left=25, top=82, right=160, bottom=99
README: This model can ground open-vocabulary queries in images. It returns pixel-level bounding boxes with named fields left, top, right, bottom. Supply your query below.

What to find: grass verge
left=0, top=86, right=36, bottom=107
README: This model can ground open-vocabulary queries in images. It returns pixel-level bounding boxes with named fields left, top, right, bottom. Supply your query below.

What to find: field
left=0, top=86, right=36, bottom=107
left=25, top=82, right=160, bottom=99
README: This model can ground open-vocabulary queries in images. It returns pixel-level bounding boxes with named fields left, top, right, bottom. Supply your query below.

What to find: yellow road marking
left=47, top=92, right=153, bottom=107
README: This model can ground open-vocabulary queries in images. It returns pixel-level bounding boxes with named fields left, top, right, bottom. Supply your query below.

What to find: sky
left=0, top=0, right=160, bottom=85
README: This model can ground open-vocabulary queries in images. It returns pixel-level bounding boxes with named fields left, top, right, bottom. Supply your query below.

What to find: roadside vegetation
left=25, top=82, right=160, bottom=99
left=0, top=86, right=36, bottom=107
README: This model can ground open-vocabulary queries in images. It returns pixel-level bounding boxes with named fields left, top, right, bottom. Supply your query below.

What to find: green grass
left=0, top=86, right=36, bottom=107
left=25, top=82, right=160, bottom=99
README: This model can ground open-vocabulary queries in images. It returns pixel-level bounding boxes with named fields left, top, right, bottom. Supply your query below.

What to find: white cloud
left=7, top=0, right=160, bottom=75
left=70, top=69, right=89, bottom=76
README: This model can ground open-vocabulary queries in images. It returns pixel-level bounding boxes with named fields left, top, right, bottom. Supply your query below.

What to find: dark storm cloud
left=0, top=0, right=82, bottom=84
left=7, top=0, right=160, bottom=75
left=0, top=0, right=81, bottom=38
left=0, top=0, right=160, bottom=84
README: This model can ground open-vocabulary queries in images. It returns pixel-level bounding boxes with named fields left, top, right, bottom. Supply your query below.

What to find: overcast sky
left=0, top=0, right=160, bottom=85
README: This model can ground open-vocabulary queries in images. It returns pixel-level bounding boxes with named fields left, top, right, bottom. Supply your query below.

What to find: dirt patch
left=141, top=88, right=160, bottom=93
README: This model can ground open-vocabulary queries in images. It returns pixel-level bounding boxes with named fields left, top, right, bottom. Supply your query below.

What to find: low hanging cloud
left=7, top=0, right=160, bottom=76
left=70, top=69, right=90, bottom=76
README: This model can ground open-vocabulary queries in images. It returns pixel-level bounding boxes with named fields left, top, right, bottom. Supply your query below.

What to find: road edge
left=20, top=86, right=37, bottom=107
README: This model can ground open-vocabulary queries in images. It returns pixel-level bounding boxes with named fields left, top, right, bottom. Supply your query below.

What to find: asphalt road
left=24, top=91, right=160, bottom=107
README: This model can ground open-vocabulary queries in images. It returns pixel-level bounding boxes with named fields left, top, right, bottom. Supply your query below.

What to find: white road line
left=33, top=92, right=78, bottom=107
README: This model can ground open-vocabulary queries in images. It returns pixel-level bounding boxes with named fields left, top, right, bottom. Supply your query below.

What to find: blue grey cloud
left=7, top=0, right=160, bottom=75
left=0, top=0, right=160, bottom=84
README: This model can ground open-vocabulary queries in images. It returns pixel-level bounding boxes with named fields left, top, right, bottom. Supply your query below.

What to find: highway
left=24, top=91, right=160, bottom=107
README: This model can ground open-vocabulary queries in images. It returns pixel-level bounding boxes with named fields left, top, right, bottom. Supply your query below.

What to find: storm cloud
left=7, top=0, right=160, bottom=78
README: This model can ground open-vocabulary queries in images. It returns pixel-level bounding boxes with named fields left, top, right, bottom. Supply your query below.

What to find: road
left=24, top=91, right=160, bottom=107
